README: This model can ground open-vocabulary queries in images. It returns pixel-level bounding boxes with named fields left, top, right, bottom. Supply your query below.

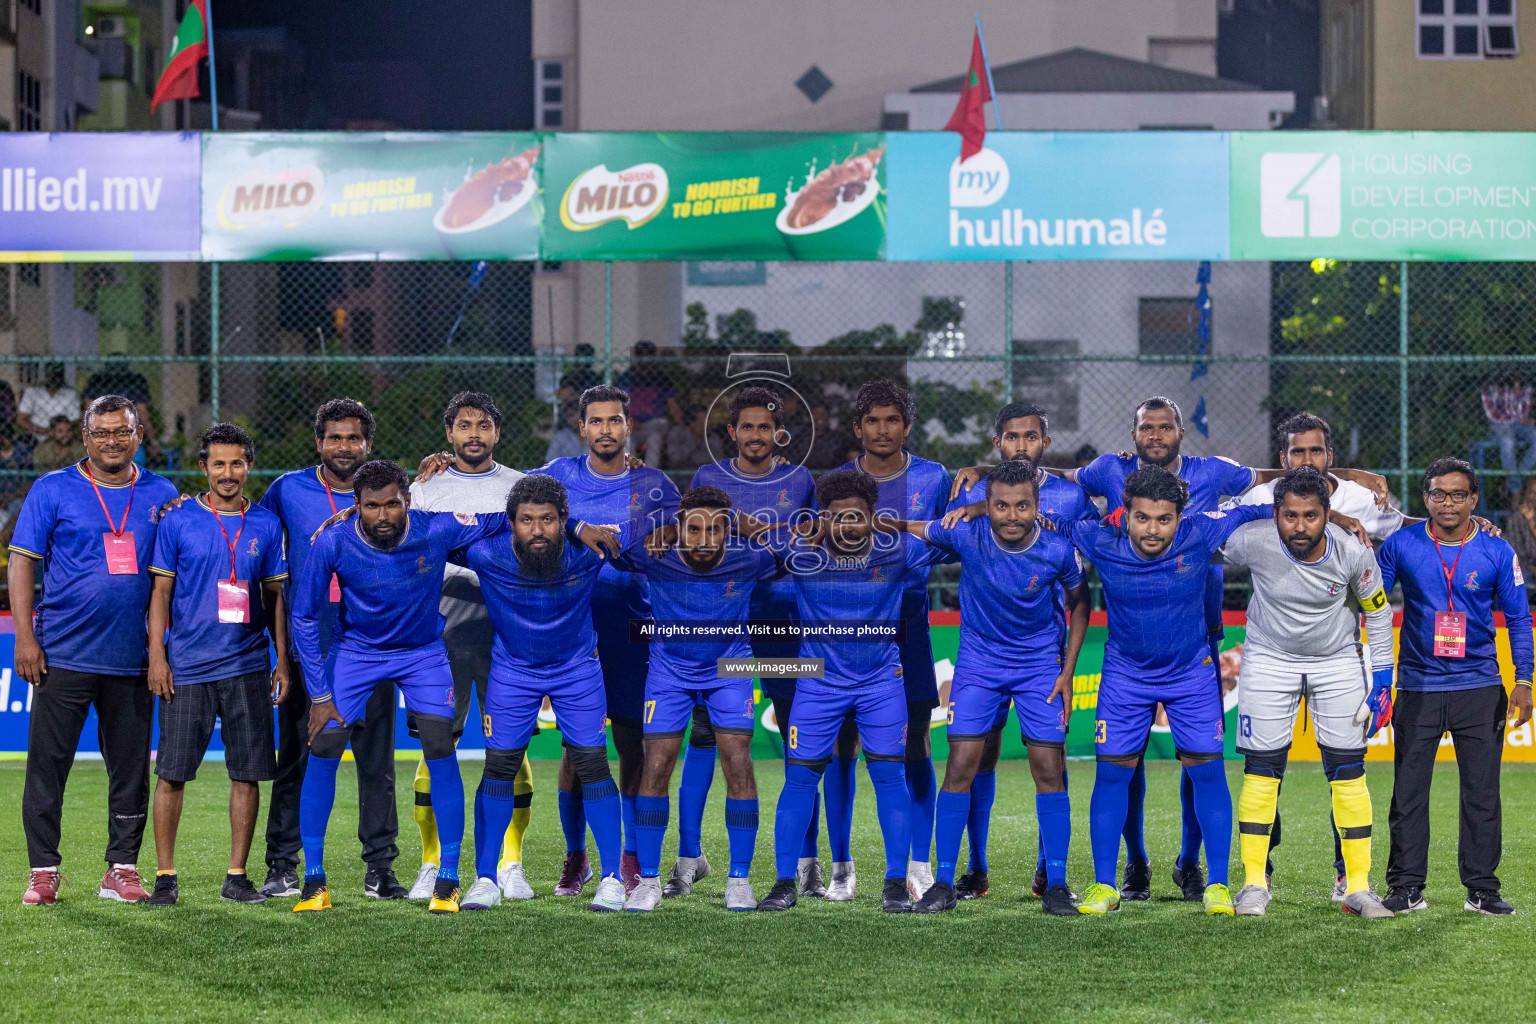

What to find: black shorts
left=155, top=670, right=276, bottom=783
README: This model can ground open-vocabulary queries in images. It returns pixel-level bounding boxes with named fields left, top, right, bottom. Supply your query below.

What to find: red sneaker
left=621, top=851, right=642, bottom=894
left=99, top=866, right=149, bottom=903
left=553, top=850, right=592, bottom=897
left=23, top=869, right=61, bottom=906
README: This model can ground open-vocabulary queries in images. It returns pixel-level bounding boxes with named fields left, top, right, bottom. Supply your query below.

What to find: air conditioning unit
left=94, top=16, right=127, bottom=38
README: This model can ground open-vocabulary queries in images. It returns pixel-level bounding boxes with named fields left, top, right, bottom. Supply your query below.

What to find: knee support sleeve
left=1242, top=746, right=1290, bottom=780
left=415, top=714, right=456, bottom=761
left=567, top=744, right=613, bottom=787
left=1319, top=744, right=1366, bottom=782
left=310, top=728, right=349, bottom=760
left=484, top=747, right=527, bottom=783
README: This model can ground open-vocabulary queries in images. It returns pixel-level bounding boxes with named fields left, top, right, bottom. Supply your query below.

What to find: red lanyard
left=319, top=467, right=350, bottom=516
left=1429, top=521, right=1474, bottom=613
left=82, top=461, right=136, bottom=537
left=208, top=495, right=247, bottom=583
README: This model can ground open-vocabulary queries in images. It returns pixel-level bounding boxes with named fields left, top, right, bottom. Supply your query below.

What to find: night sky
left=218, top=0, right=533, bottom=130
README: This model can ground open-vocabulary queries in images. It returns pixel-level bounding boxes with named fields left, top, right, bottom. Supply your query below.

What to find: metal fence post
left=603, top=261, right=613, bottom=385
left=1399, top=260, right=1410, bottom=507
left=210, top=262, right=220, bottom=419
left=1003, top=260, right=1013, bottom=403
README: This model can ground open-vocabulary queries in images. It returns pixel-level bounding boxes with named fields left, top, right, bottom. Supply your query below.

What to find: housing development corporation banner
left=540, top=133, right=887, bottom=261
left=0, top=132, right=200, bottom=260
left=885, top=131, right=1231, bottom=261
left=201, top=132, right=542, bottom=260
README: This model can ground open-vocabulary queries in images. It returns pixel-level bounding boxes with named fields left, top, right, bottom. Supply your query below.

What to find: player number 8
left=787, top=725, right=797, bottom=749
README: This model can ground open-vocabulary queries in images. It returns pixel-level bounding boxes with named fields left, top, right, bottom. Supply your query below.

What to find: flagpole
left=973, top=14, right=1003, bottom=130
left=205, top=0, right=220, bottom=419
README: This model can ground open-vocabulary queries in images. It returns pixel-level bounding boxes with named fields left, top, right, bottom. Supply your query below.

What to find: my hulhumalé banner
left=540, top=133, right=887, bottom=261
left=1230, top=131, right=1536, bottom=261
left=0, top=132, right=201, bottom=261
left=885, top=131, right=1231, bottom=260
left=200, top=132, right=542, bottom=260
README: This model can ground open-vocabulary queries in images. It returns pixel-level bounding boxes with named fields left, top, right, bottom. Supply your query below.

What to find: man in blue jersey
left=447, top=474, right=633, bottom=913
left=12, top=395, right=179, bottom=907
left=686, top=386, right=823, bottom=897
left=946, top=401, right=1096, bottom=900
left=881, top=458, right=1090, bottom=914
left=144, top=423, right=290, bottom=906
left=289, top=460, right=513, bottom=915
left=830, top=379, right=952, bottom=902
left=1379, top=458, right=1534, bottom=916
left=532, top=384, right=681, bottom=896
left=754, top=469, right=947, bottom=914
left=624, top=486, right=781, bottom=912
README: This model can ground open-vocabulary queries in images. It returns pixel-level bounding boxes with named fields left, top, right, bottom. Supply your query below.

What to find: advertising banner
left=0, top=132, right=200, bottom=261
left=201, top=132, right=541, bottom=261
left=1231, top=131, right=1536, bottom=261
left=541, top=133, right=887, bottom=261
left=885, top=131, right=1231, bottom=261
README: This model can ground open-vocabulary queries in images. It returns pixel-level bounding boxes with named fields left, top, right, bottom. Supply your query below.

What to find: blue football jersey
left=9, top=462, right=179, bottom=675
left=834, top=452, right=952, bottom=598
left=952, top=465, right=1097, bottom=521
left=1077, top=453, right=1256, bottom=514
left=923, top=517, right=1083, bottom=670
left=292, top=509, right=508, bottom=695
left=257, top=466, right=358, bottom=658
left=149, top=496, right=288, bottom=685
left=1060, top=504, right=1271, bottom=677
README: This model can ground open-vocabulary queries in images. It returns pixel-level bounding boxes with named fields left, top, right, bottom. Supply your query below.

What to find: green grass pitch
left=1, top=760, right=1530, bottom=1023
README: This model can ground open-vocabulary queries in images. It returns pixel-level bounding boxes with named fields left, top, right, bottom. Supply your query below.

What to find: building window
left=17, top=70, right=41, bottom=131
left=1138, top=297, right=1212, bottom=358
left=17, top=263, right=40, bottom=287
left=538, top=60, right=565, bottom=129
left=19, top=0, right=39, bottom=15
left=1418, top=0, right=1518, bottom=58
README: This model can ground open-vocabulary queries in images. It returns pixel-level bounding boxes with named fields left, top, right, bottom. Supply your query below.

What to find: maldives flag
left=150, top=0, right=209, bottom=111
left=943, top=29, right=992, bottom=162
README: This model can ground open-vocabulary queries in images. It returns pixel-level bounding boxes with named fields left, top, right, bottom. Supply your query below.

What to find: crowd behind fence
left=1, top=258, right=1534, bottom=607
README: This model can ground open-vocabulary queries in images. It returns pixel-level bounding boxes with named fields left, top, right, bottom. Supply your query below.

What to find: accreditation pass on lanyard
left=211, top=498, right=250, bottom=624
left=322, top=474, right=344, bottom=602
left=84, top=462, right=137, bottom=575
left=1431, top=524, right=1471, bottom=659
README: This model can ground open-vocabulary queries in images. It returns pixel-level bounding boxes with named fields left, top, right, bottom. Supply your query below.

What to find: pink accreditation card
left=217, top=579, right=250, bottom=623
left=103, top=532, right=137, bottom=575
left=1433, top=610, right=1467, bottom=659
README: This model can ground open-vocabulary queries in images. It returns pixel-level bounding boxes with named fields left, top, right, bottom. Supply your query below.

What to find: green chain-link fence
left=0, top=258, right=1533, bottom=606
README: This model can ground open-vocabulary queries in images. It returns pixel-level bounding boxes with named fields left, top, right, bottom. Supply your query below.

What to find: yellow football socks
left=1237, top=773, right=1281, bottom=890
left=500, top=756, right=535, bottom=870
left=1330, top=775, right=1374, bottom=894
left=414, top=757, right=440, bottom=867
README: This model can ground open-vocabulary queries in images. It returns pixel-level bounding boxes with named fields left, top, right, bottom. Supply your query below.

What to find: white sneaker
left=408, top=862, right=439, bottom=901
left=826, top=861, right=856, bottom=902
left=498, top=862, right=535, bottom=900
left=725, top=876, right=757, bottom=911
left=662, top=854, right=710, bottom=897
left=1330, top=874, right=1347, bottom=902
left=1344, top=888, right=1395, bottom=919
left=461, top=877, right=502, bottom=910
left=1234, top=884, right=1271, bottom=916
left=590, top=874, right=626, bottom=912
left=907, top=859, right=935, bottom=901
left=625, top=876, right=663, bottom=912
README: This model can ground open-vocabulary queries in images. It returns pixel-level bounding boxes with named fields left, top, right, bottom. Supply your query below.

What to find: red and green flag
left=943, top=28, right=993, bottom=162
left=150, top=0, right=209, bottom=111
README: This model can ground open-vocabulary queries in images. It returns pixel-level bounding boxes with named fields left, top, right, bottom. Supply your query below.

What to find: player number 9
left=482, top=714, right=493, bottom=739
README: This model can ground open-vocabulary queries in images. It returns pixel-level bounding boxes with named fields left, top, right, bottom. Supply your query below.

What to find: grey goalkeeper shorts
left=1234, top=644, right=1371, bottom=754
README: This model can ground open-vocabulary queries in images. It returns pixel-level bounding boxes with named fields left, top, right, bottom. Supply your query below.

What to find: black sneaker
left=913, top=880, right=956, bottom=914
left=1465, top=889, right=1514, bottom=915
left=364, top=866, right=408, bottom=900
left=1030, top=868, right=1048, bottom=898
left=220, top=873, right=268, bottom=904
left=881, top=877, right=913, bottom=913
left=955, top=869, right=990, bottom=900
left=259, top=867, right=300, bottom=898
left=1172, top=860, right=1205, bottom=902
left=146, top=873, right=178, bottom=906
left=755, top=878, right=798, bottom=911
left=1042, top=885, right=1077, bottom=917
left=1382, top=886, right=1427, bottom=913
left=1119, top=860, right=1151, bottom=902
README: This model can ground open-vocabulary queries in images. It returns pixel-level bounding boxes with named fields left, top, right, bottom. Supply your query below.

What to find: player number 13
left=1094, top=719, right=1107, bottom=743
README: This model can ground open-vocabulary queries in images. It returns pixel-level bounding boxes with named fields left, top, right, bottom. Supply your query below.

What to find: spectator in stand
left=32, top=415, right=86, bottom=474
left=543, top=400, right=586, bottom=463
left=664, top=403, right=714, bottom=472
left=0, top=379, right=17, bottom=443
left=804, top=402, right=847, bottom=471
left=1506, top=478, right=1536, bottom=604
left=557, top=344, right=603, bottom=404
left=1481, top=368, right=1536, bottom=498
left=18, top=363, right=79, bottom=441
left=0, top=424, right=30, bottom=525
left=621, top=341, right=679, bottom=465
left=83, top=356, right=162, bottom=468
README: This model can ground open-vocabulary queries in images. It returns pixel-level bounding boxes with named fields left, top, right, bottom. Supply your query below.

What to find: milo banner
left=201, top=132, right=541, bottom=261
left=0, top=132, right=200, bottom=261
left=541, top=132, right=887, bottom=261
left=1231, top=131, right=1536, bottom=261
